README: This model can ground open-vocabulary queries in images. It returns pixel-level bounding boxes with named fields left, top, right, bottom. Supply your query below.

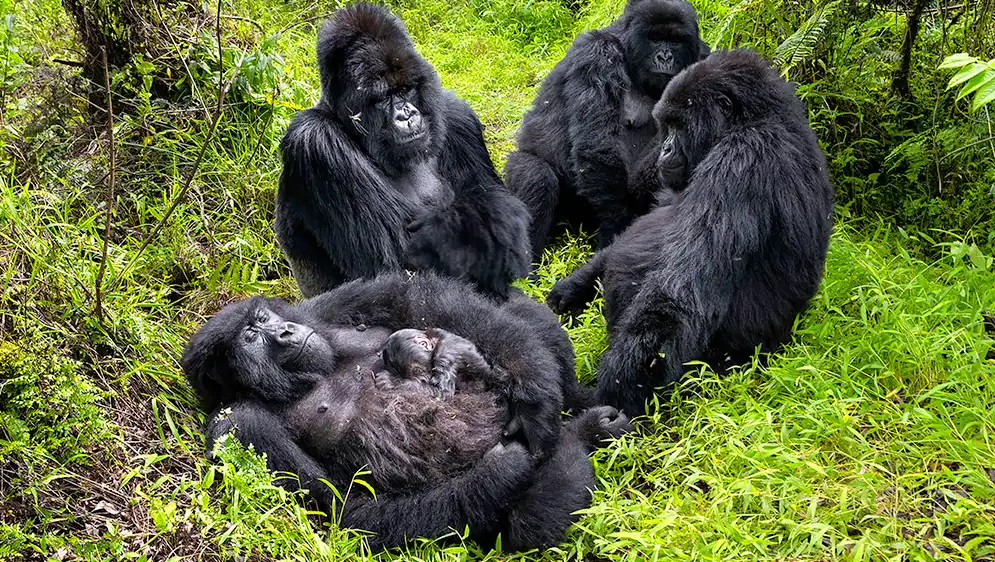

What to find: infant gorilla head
left=382, top=328, right=436, bottom=382
left=379, top=327, right=497, bottom=398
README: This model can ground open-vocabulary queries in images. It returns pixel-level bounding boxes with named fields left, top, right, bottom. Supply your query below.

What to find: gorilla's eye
left=255, top=311, right=270, bottom=324
left=243, top=327, right=258, bottom=342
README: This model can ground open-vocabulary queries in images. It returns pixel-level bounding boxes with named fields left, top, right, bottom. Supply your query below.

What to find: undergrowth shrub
left=0, top=341, right=112, bottom=466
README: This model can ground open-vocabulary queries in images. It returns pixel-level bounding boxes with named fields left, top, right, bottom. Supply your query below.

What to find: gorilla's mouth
left=659, top=164, right=686, bottom=181
left=398, top=130, right=428, bottom=144
left=290, top=329, right=314, bottom=365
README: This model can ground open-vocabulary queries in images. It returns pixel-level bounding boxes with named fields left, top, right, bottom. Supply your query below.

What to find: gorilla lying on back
left=182, top=273, right=621, bottom=551
left=505, top=0, right=709, bottom=261
left=277, top=3, right=529, bottom=299
left=548, top=50, right=835, bottom=415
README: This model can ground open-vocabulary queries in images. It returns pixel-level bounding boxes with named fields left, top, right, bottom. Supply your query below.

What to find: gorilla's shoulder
left=438, top=90, right=486, bottom=136
left=282, top=107, right=334, bottom=145
left=564, top=29, right=625, bottom=70
left=280, top=106, right=355, bottom=162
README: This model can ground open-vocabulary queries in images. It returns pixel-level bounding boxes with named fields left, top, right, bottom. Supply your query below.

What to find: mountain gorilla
left=276, top=3, right=529, bottom=299
left=547, top=50, right=835, bottom=416
left=378, top=328, right=498, bottom=398
left=182, top=273, right=621, bottom=551
left=505, top=0, right=709, bottom=262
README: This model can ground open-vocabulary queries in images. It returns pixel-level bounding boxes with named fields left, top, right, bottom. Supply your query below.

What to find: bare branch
left=111, top=0, right=240, bottom=291
left=94, top=46, right=116, bottom=326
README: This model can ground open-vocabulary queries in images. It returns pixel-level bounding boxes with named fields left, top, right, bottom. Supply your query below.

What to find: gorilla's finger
left=406, top=218, right=425, bottom=232
left=503, top=415, right=523, bottom=437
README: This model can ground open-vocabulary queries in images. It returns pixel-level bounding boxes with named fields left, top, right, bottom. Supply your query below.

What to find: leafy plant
left=773, top=0, right=842, bottom=76
left=940, top=53, right=995, bottom=112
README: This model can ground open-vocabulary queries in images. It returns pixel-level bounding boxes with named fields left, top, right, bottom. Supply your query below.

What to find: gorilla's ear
left=181, top=338, right=237, bottom=414
left=699, top=39, right=711, bottom=61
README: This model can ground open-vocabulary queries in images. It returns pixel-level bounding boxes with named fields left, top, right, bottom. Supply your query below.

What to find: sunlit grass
left=2, top=0, right=995, bottom=560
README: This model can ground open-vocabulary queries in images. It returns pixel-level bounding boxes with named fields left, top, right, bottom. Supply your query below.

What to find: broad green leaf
left=947, top=62, right=990, bottom=89
left=971, top=77, right=995, bottom=110
left=956, top=70, right=995, bottom=100
left=938, top=52, right=976, bottom=69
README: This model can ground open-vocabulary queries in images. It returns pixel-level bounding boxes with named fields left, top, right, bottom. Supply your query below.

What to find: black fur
left=182, top=273, right=619, bottom=552
left=505, top=0, right=708, bottom=261
left=547, top=50, right=835, bottom=415
left=276, top=3, right=529, bottom=299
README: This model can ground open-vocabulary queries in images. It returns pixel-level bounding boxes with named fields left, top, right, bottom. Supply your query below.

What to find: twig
left=94, top=46, right=116, bottom=326
left=1, top=26, right=8, bottom=129
left=51, top=58, right=85, bottom=68
left=153, top=0, right=211, bottom=121
left=221, top=14, right=265, bottom=35
left=242, top=82, right=280, bottom=170
left=943, top=134, right=995, bottom=159
left=110, top=0, right=237, bottom=291
left=275, top=11, right=337, bottom=37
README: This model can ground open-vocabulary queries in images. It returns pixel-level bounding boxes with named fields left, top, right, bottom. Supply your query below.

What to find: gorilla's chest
left=393, top=160, right=453, bottom=216
left=621, top=91, right=658, bottom=169
left=286, top=325, right=392, bottom=454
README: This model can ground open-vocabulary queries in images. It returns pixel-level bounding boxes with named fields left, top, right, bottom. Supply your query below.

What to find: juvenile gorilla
left=548, top=50, right=835, bottom=415
left=505, top=0, right=709, bottom=261
left=379, top=328, right=499, bottom=398
left=277, top=3, right=529, bottom=299
left=182, top=273, right=616, bottom=551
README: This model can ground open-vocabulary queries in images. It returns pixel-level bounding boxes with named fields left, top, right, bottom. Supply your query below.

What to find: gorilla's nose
left=660, top=140, right=675, bottom=160
left=396, top=103, right=418, bottom=120
left=405, top=112, right=423, bottom=131
left=654, top=50, right=674, bottom=70
left=278, top=322, right=296, bottom=341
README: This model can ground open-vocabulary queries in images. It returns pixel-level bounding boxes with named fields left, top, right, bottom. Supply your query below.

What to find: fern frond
left=711, top=0, right=763, bottom=50
left=774, top=0, right=842, bottom=75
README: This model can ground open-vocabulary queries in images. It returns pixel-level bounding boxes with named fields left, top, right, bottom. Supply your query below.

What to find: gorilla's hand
left=547, top=275, right=595, bottom=317
left=504, top=396, right=559, bottom=462
left=482, top=441, right=535, bottom=486
left=584, top=405, right=632, bottom=441
left=404, top=213, right=465, bottom=277
left=502, top=413, right=522, bottom=439
left=373, top=371, right=396, bottom=391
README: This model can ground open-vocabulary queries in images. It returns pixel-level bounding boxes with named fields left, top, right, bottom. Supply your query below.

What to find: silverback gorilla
left=182, top=273, right=623, bottom=551
left=505, top=0, right=709, bottom=261
left=547, top=50, right=835, bottom=415
left=276, top=4, right=530, bottom=299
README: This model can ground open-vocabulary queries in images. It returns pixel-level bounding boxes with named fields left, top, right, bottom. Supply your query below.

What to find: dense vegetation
left=1, top=0, right=994, bottom=560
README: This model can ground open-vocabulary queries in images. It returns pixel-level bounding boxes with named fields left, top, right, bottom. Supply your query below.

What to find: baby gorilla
left=378, top=328, right=503, bottom=398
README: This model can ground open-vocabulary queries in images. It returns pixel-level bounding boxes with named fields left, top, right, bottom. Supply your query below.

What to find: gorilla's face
left=653, top=55, right=740, bottom=187
left=330, top=37, right=445, bottom=170
left=382, top=328, right=437, bottom=380
left=623, top=0, right=707, bottom=98
left=182, top=297, right=338, bottom=408
left=235, top=305, right=331, bottom=376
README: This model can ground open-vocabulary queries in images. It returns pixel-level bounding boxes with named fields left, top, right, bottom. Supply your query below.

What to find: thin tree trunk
left=893, top=0, right=929, bottom=99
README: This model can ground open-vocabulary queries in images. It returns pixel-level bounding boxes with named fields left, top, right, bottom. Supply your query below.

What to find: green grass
left=2, top=0, right=995, bottom=561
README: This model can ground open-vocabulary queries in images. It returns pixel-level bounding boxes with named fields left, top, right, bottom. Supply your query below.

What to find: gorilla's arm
left=278, top=109, right=408, bottom=280
left=340, top=442, right=535, bottom=549
left=563, top=31, right=638, bottom=245
left=595, top=132, right=774, bottom=414
left=304, top=274, right=564, bottom=458
left=406, top=97, right=530, bottom=298
left=206, top=401, right=337, bottom=508
left=546, top=249, right=608, bottom=316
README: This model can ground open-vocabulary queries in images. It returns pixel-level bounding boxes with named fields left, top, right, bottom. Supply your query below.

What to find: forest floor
left=2, top=0, right=995, bottom=561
